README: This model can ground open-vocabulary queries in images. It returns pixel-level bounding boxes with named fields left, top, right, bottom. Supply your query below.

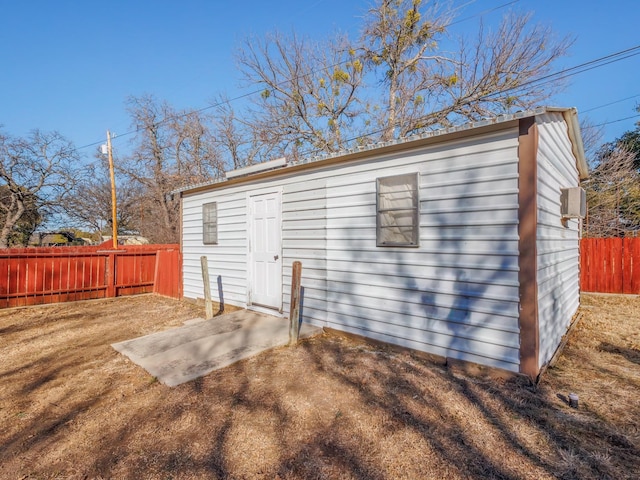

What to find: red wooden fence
left=580, top=238, right=640, bottom=294
left=0, top=244, right=182, bottom=308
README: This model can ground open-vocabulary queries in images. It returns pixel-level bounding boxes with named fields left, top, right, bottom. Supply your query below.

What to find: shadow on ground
left=0, top=294, right=638, bottom=479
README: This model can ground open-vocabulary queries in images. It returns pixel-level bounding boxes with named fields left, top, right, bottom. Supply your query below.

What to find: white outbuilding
left=175, top=107, right=588, bottom=379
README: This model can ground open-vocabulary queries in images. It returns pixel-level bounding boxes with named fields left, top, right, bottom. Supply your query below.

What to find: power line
left=76, top=89, right=262, bottom=151
left=448, top=0, right=520, bottom=27
left=85, top=41, right=640, bottom=160
left=582, top=94, right=640, bottom=113
left=482, top=46, right=640, bottom=100
left=450, top=0, right=479, bottom=15
left=76, top=0, right=521, bottom=151
left=91, top=40, right=638, bottom=161
left=592, top=114, right=640, bottom=128
left=298, top=44, right=640, bottom=158
left=76, top=11, right=640, bottom=159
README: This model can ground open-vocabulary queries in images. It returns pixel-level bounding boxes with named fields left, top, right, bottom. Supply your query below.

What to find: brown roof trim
left=177, top=108, right=587, bottom=198
left=546, top=107, right=589, bottom=179
left=177, top=108, right=588, bottom=198
left=518, top=117, right=540, bottom=379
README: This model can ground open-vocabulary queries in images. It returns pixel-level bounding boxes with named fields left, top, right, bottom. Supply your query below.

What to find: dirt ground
left=0, top=294, right=639, bottom=480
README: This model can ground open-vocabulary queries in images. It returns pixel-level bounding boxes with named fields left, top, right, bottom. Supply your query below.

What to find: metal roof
left=174, top=107, right=588, bottom=196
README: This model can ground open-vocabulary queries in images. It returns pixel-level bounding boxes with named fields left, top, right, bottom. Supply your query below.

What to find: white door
left=248, top=191, right=282, bottom=309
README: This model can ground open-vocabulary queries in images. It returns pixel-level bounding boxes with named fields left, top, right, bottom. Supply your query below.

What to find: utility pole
left=106, top=130, right=118, bottom=249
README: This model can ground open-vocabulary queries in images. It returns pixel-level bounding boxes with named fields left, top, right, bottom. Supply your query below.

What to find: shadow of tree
left=1, top=295, right=639, bottom=479
left=598, top=342, right=640, bottom=365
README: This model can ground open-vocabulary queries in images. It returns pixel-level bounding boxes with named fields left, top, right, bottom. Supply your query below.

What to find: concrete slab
left=112, top=310, right=322, bottom=387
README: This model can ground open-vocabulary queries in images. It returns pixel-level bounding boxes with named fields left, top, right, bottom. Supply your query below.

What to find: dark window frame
left=202, top=202, right=218, bottom=245
left=376, top=173, right=420, bottom=247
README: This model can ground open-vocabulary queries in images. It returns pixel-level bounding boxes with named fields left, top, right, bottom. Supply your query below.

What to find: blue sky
left=1, top=0, right=638, bottom=160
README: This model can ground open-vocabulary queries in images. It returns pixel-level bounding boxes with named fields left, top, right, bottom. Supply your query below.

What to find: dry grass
left=0, top=293, right=638, bottom=479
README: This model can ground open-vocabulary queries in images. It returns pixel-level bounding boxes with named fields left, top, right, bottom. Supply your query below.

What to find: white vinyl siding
left=282, top=179, right=327, bottom=325
left=320, top=131, right=521, bottom=372
left=536, top=112, right=581, bottom=368
left=180, top=111, right=589, bottom=376
left=183, top=194, right=248, bottom=306
left=182, top=127, right=522, bottom=372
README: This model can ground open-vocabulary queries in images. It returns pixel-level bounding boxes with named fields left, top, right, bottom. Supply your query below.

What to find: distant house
left=175, top=107, right=588, bottom=379
left=100, top=235, right=150, bottom=246
left=30, top=231, right=78, bottom=247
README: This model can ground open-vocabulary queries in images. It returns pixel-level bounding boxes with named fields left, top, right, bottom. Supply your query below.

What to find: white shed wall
left=182, top=194, right=249, bottom=306
left=535, top=112, right=581, bottom=368
left=321, top=132, right=522, bottom=372
left=183, top=169, right=331, bottom=323
left=182, top=127, right=522, bottom=372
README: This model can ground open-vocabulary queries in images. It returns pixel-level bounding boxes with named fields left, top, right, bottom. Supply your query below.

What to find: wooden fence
left=0, top=244, right=182, bottom=308
left=580, top=238, right=640, bottom=294
left=3, top=238, right=634, bottom=306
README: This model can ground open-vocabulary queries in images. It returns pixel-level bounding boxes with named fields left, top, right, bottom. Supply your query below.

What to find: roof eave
left=546, top=107, right=589, bottom=180
left=176, top=107, right=589, bottom=196
left=177, top=118, right=520, bottom=197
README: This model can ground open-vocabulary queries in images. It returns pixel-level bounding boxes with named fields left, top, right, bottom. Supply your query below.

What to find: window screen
left=203, top=202, right=218, bottom=245
left=376, top=173, right=419, bottom=246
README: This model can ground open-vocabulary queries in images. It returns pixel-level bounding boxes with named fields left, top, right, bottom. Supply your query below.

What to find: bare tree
left=584, top=147, right=640, bottom=237
left=236, top=1, right=571, bottom=153
left=434, top=12, right=572, bottom=128
left=360, top=2, right=572, bottom=137
left=210, top=95, right=283, bottom=168
left=123, top=96, right=176, bottom=242
left=580, top=117, right=605, bottom=163
left=0, top=129, right=78, bottom=248
left=237, top=32, right=365, bottom=157
left=170, top=110, right=226, bottom=184
left=359, top=0, right=453, bottom=140
left=65, top=159, right=139, bottom=236
left=0, top=185, right=41, bottom=247
left=121, top=95, right=225, bottom=243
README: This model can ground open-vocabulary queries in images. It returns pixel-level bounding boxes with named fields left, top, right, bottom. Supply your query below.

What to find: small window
left=203, top=202, right=218, bottom=245
left=377, top=173, right=419, bottom=247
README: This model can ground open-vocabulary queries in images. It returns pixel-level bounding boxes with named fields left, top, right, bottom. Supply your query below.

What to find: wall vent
left=560, top=187, right=586, bottom=219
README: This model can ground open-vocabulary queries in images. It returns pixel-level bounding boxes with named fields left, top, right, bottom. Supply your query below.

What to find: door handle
left=274, top=255, right=279, bottom=260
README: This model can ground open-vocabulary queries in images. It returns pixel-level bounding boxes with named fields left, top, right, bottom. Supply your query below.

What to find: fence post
left=289, top=261, right=302, bottom=346
left=201, top=256, right=214, bottom=319
left=105, top=252, right=117, bottom=298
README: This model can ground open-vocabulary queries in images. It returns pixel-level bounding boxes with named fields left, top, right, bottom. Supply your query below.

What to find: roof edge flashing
left=175, top=107, right=583, bottom=195
left=225, top=157, right=287, bottom=179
